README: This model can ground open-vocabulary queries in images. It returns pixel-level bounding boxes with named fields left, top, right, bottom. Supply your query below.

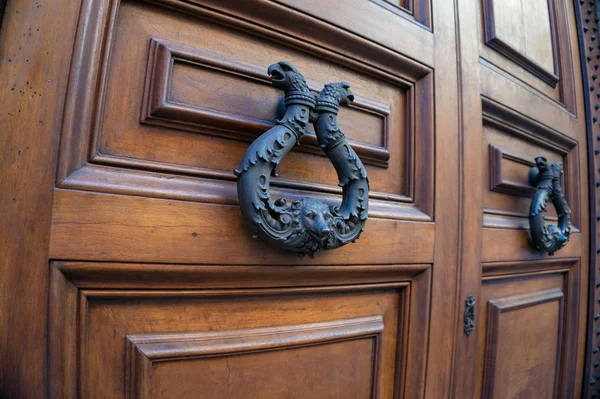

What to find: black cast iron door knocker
left=528, top=156, right=571, bottom=255
left=234, top=61, right=369, bottom=258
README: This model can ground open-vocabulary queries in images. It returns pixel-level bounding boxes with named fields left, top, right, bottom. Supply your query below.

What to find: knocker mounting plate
left=234, top=61, right=369, bottom=258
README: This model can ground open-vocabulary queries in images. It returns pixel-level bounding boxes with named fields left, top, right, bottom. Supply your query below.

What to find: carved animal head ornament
left=235, top=62, right=369, bottom=258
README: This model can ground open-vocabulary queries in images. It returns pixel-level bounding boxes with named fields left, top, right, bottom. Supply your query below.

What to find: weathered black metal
left=464, top=295, right=475, bottom=336
left=234, top=61, right=369, bottom=258
left=528, top=156, right=571, bottom=256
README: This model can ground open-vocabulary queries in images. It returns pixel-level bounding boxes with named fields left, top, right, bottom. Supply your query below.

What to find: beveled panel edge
left=483, top=208, right=559, bottom=230
left=49, top=260, right=432, bottom=398
left=126, top=315, right=383, bottom=361
left=488, top=144, right=536, bottom=198
left=59, top=163, right=432, bottom=222
left=482, top=96, right=577, bottom=151
left=125, top=316, right=383, bottom=399
left=484, top=39, right=559, bottom=88
left=480, top=0, right=576, bottom=112
left=482, top=97, right=581, bottom=230
left=482, top=257, right=579, bottom=279
left=481, top=228, right=582, bottom=263
left=487, top=287, right=564, bottom=310
left=482, top=288, right=564, bottom=398
left=368, top=0, right=432, bottom=29
left=140, top=38, right=391, bottom=168
left=481, top=0, right=558, bottom=87
left=207, top=0, right=435, bottom=69
left=53, top=261, right=431, bottom=290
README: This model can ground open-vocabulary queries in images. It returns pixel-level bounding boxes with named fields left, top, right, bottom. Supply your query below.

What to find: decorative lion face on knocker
left=290, top=198, right=335, bottom=255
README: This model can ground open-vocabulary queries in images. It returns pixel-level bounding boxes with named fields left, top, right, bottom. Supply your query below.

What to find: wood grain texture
left=483, top=289, right=564, bottom=398
left=474, top=259, right=581, bottom=398
left=49, top=261, right=431, bottom=398
left=477, top=0, right=576, bottom=112
left=125, top=317, right=383, bottom=398
left=488, top=144, right=536, bottom=197
left=482, top=0, right=558, bottom=86
left=0, top=0, right=81, bottom=396
left=142, top=38, right=391, bottom=168
left=482, top=97, right=580, bottom=231
left=0, top=0, right=592, bottom=397
left=56, top=0, right=436, bottom=219
left=49, top=189, right=435, bottom=265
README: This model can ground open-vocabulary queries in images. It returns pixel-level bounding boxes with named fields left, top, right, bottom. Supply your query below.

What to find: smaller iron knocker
left=528, top=156, right=571, bottom=255
left=234, top=61, right=369, bottom=258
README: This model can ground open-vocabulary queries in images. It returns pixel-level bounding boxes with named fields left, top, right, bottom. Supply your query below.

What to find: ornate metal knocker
left=528, top=156, right=571, bottom=255
left=234, top=61, right=369, bottom=258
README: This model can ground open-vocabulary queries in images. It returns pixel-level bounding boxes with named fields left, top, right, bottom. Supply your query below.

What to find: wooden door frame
left=576, top=0, right=600, bottom=396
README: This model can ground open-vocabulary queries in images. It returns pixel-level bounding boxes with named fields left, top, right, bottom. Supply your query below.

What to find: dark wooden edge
left=56, top=0, right=436, bottom=219
left=486, top=38, right=559, bottom=88
left=48, top=261, right=432, bottom=398
left=574, top=0, right=600, bottom=396
left=0, top=0, right=6, bottom=33
left=139, top=38, right=392, bottom=169
left=482, top=97, right=580, bottom=230
left=482, top=289, right=565, bottom=398
left=481, top=258, right=580, bottom=398
left=368, top=0, right=432, bottom=29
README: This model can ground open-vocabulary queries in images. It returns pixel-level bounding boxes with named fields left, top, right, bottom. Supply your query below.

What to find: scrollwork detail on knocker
left=234, top=61, right=369, bottom=258
left=528, top=156, right=572, bottom=256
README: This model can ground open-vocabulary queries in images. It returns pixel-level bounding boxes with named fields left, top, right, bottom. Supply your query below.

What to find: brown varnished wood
left=0, top=0, right=593, bottom=397
left=49, top=262, right=431, bottom=398
left=455, top=0, right=591, bottom=396
left=0, top=0, right=81, bottom=396
left=450, top=0, right=485, bottom=395
left=126, top=318, right=383, bottom=399
left=474, top=260, right=581, bottom=398
left=49, top=189, right=435, bottom=265
left=577, top=1, right=600, bottom=395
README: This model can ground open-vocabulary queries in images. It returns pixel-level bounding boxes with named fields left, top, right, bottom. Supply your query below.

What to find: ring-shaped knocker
left=234, top=61, right=369, bottom=258
left=528, top=156, right=571, bottom=255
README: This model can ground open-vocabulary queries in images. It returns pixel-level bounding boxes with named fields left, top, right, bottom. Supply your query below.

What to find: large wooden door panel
left=452, top=0, right=590, bottom=396
left=49, top=262, right=431, bottom=398
left=54, top=0, right=437, bottom=264
left=42, top=0, right=459, bottom=395
left=475, top=259, right=581, bottom=398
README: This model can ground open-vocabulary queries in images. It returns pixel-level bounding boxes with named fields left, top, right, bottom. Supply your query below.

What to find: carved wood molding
left=483, top=289, right=565, bottom=398
left=48, top=261, right=432, bottom=398
left=141, top=38, right=391, bottom=168
left=56, top=0, right=436, bottom=220
left=482, top=97, right=580, bottom=230
left=368, top=0, right=432, bottom=28
left=125, top=317, right=383, bottom=398
left=481, top=258, right=580, bottom=398
left=488, top=144, right=536, bottom=198
left=481, top=0, right=574, bottom=105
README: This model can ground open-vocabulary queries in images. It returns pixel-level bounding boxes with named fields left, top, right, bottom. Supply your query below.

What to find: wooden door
left=454, top=0, right=591, bottom=397
left=0, top=0, right=593, bottom=398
